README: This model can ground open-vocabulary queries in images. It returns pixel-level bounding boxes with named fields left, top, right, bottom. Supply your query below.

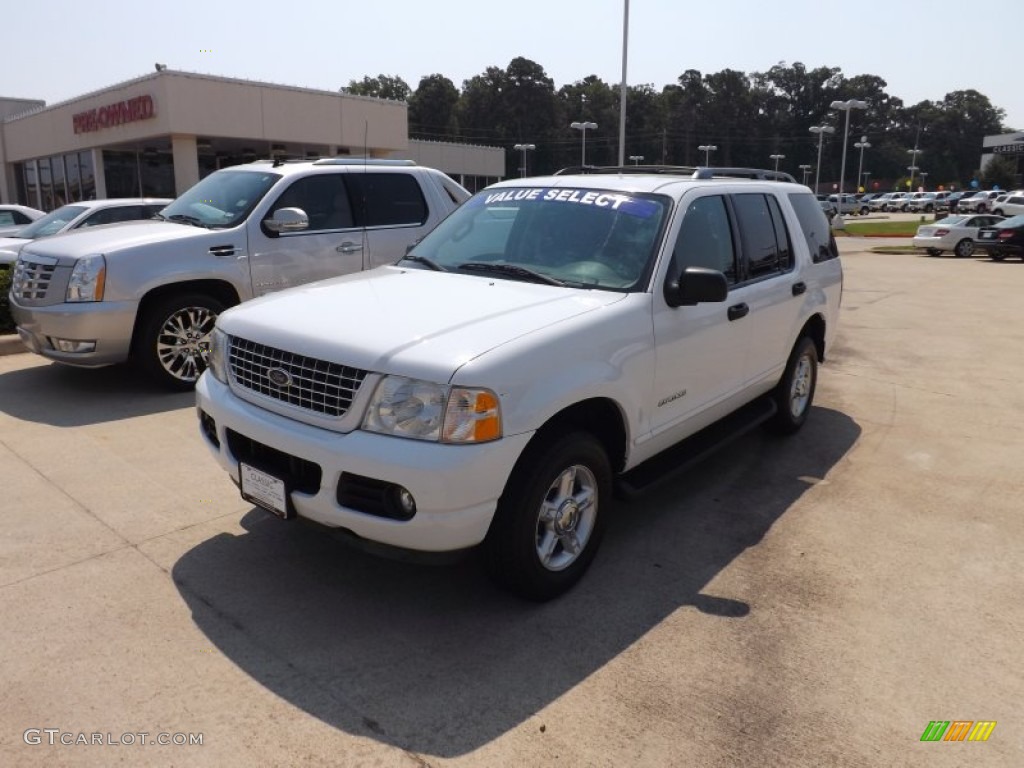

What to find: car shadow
left=171, top=406, right=860, bottom=757
left=0, top=362, right=192, bottom=426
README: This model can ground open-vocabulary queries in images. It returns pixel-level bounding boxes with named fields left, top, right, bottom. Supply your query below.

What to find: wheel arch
left=799, top=313, right=827, bottom=363
left=519, top=397, right=629, bottom=476
left=130, top=280, right=241, bottom=353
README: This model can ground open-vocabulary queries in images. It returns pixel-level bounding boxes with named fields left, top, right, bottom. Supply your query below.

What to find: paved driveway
left=0, top=240, right=1021, bottom=766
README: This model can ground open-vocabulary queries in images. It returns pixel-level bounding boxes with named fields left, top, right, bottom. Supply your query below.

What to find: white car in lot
left=0, top=198, right=172, bottom=268
left=0, top=204, right=44, bottom=237
left=196, top=167, right=843, bottom=599
left=958, top=190, right=1003, bottom=214
left=991, top=191, right=1024, bottom=217
left=911, top=214, right=1005, bottom=257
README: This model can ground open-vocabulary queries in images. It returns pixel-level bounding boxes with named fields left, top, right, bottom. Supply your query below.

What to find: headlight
left=66, top=254, right=106, bottom=302
left=207, top=327, right=229, bottom=384
left=362, top=376, right=502, bottom=443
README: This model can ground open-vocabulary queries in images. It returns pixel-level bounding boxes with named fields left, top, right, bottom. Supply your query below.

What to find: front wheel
left=484, top=432, right=611, bottom=601
left=765, top=337, right=818, bottom=435
left=135, top=293, right=225, bottom=390
left=954, top=239, right=974, bottom=258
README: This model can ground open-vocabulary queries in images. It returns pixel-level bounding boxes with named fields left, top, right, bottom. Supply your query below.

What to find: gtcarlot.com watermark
left=24, top=729, right=203, bottom=747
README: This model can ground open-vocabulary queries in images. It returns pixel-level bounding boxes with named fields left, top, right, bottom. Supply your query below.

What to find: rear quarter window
left=347, top=173, right=428, bottom=227
left=788, top=193, right=839, bottom=263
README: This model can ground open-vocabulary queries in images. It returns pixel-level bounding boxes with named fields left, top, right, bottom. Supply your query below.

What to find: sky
left=7, top=0, right=1021, bottom=131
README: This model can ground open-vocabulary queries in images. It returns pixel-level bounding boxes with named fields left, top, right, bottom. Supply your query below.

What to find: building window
left=79, top=152, right=96, bottom=200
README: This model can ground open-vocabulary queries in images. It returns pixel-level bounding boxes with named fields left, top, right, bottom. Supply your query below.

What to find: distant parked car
left=0, top=204, right=44, bottom=237
left=827, top=193, right=861, bottom=215
left=906, top=191, right=951, bottom=214
left=820, top=199, right=838, bottom=221
left=991, top=191, right=1024, bottom=217
left=945, top=191, right=971, bottom=214
left=0, top=198, right=172, bottom=268
left=911, top=214, right=1005, bottom=257
left=885, top=192, right=910, bottom=211
left=869, top=192, right=895, bottom=212
left=975, top=215, right=1024, bottom=260
left=958, top=190, right=1003, bottom=214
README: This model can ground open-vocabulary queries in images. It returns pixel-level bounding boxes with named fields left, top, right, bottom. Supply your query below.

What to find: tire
left=977, top=204, right=987, bottom=213
left=135, top=293, right=225, bottom=391
left=924, top=204, right=934, bottom=213
left=990, top=253, right=1006, bottom=262
left=993, top=209, right=1003, bottom=217
left=765, top=337, right=818, bottom=435
left=483, top=431, right=611, bottom=601
left=860, top=206, right=869, bottom=215
left=954, top=239, right=974, bottom=258
left=926, top=248, right=942, bottom=257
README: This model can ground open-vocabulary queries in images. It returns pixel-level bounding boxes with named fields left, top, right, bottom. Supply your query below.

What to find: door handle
left=727, top=303, right=749, bottom=321
left=336, top=242, right=363, bottom=254
left=792, top=281, right=807, bottom=296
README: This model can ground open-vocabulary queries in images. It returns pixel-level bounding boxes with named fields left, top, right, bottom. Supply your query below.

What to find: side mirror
left=263, top=207, right=309, bottom=234
left=664, top=266, right=728, bottom=308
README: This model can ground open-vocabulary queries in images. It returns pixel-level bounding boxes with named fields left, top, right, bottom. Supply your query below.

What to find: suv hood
left=218, top=266, right=629, bottom=382
left=18, top=220, right=218, bottom=262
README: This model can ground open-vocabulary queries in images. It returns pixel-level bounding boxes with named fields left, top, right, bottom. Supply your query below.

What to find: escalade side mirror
left=263, top=207, right=309, bottom=234
left=664, top=266, right=728, bottom=308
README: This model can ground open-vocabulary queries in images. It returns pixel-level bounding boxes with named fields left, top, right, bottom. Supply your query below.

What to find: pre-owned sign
left=73, top=95, right=155, bottom=134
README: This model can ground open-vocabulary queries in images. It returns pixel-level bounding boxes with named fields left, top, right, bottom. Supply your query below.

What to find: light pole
left=809, top=125, right=835, bottom=194
left=769, top=153, right=785, bottom=172
left=862, top=171, right=871, bottom=191
left=570, top=121, right=598, bottom=167
left=628, top=155, right=644, bottom=165
left=854, top=136, right=871, bottom=192
left=907, top=166, right=919, bottom=192
left=698, top=144, right=717, bottom=166
left=799, top=164, right=813, bottom=186
left=907, top=147, right=923, bottom=191
left=513, top=143, right=536, bottom=178
left=919, top=171, right=928, bottom=190
left=829, top=99, right=868, bottom=227
left=618, top=0, right=629, bottom=167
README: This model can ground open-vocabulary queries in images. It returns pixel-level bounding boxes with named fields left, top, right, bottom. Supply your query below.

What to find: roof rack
left=312, top=157, right=417, bottom=167
left=554, top=165, right=798, bottom=183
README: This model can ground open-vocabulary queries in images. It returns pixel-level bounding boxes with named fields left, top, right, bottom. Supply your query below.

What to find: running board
left=615, top=396, right=778, bottom=498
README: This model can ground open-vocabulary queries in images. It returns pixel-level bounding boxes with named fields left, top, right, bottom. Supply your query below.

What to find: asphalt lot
left=1, top=239, right=1022, bottom=767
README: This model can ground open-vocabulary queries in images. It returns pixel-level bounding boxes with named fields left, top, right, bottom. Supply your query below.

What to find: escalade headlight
left=207, top=327, right=229, bottom=384
left=66, top=254, right=106, bottom=302
left=362, top=376, right=502, bottom=443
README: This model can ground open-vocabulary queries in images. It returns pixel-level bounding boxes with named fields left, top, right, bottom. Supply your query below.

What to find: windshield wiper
left=401, top=254, right=448, bottom=272
left=166, top=213, right=210, bottom=228
left=457, top=262, right=565, bottom=286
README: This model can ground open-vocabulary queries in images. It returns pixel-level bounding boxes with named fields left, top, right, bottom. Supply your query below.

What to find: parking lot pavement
left=1, top=244, right=1022, bottom=767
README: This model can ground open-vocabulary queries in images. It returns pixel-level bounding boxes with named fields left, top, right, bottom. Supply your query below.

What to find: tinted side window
left=0, top=212, right=14, bottom=226
left=79, top=206, right=145, bottom=227
left=269, top=174, right=353, bottom=231
left=671, top=195, right=737, bottom=284
left=788, top=192, right=839, bottom=263
left=12, top=211, right=34, bottom=224
left=733, top=193, right=783, bottom=278
left=347, top=173, right=428, bottom=227
left=766, top=195, right=793, bottom=272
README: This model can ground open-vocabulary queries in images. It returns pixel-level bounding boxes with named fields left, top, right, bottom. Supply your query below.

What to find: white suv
left=196, top=167, right=843, bottom=600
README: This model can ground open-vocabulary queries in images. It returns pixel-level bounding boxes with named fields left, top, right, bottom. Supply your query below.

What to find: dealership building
left=0, top=70, right=505, bottom=210
left=980, top=132, right=1024, bottom=182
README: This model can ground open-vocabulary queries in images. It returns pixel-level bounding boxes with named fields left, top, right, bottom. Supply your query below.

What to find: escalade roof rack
left=554, top=165, right=798, bottom=183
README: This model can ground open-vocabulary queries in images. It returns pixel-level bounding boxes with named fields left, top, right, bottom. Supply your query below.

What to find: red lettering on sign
left=72, top=95, right=156, bottom=134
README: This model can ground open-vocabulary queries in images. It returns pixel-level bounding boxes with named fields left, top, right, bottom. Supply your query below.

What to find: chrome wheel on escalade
left=136, top=294, right=225, bottom=390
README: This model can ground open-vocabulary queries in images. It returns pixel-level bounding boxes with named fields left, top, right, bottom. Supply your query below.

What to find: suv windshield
left=406, top=186, right=670, bottom=291
left=160, top=170, right=281, bottom=229
left=15, top=205, right=88, bottom=239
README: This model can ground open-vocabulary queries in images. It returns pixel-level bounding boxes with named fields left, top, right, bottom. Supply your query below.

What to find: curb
left=0, top=333, right=24, bottom=357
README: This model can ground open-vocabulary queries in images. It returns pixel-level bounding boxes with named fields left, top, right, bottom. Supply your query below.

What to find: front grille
left=12, top=259, right=57, bottom=301
left=228, top=336, right=368, bottom=417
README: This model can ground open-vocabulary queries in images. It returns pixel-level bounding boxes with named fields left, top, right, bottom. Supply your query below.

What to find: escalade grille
left=12, top=259, right=57, bottom=301
left=228, top=336, right=368, bottom=417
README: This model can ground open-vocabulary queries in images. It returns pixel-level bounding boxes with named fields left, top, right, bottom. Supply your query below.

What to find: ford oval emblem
left=267, top=367, right=293, bottom=388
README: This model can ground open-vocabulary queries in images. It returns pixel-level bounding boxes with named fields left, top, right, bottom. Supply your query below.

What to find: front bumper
left=10, top=299, right=136, bottom=367
left=195, top=374, right=534, bottom=552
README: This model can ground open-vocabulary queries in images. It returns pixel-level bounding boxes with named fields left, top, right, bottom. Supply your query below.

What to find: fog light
left=50, top=338, right=96, bottom=353
left=395, top=487, right=416, bottom=516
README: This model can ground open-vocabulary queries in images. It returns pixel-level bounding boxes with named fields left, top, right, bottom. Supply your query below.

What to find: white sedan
left=912, top=214, right=1005, bottom=258
left=0, top=204, right=44, bottom=236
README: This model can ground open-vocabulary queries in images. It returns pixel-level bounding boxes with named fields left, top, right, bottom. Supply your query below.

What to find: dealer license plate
left=240, top=463, right=291, bottom=519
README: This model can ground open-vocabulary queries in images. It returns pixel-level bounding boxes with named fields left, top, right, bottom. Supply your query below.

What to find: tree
left=344, top=75, right=411, bottom=102
left=980, top=154, right=1018, bottom=191
left=408, top=75, right=460, bottom=139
